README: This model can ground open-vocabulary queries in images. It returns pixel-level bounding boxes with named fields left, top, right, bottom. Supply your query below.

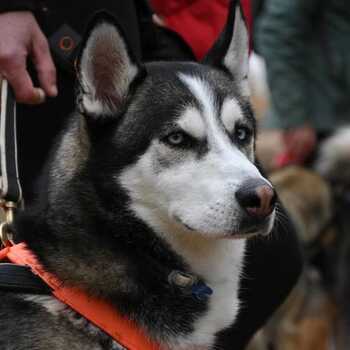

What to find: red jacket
left=150, top=0, right=252, bottom=60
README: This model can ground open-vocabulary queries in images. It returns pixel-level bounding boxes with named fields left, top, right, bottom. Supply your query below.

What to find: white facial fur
left=119, top=73, right=273, bottom=239
left=221, top=98, right=243, bottom=134
left=177, top=106, right=206, bottom=140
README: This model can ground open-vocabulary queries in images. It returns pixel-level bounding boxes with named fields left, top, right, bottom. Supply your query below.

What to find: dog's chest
left=166, top=239, right=246, bottom=350
left=23, top=238, right=245, bottom=350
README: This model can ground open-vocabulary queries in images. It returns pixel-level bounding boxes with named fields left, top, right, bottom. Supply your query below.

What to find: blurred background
left=247, top=0, right=350, bottom=349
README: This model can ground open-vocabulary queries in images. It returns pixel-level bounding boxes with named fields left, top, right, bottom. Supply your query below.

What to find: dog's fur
left=0, top=2, right=276, bottom=349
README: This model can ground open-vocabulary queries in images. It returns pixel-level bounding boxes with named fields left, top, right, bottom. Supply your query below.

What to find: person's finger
left=31, top=30, right=57, bottom=97
left=3, top=58, right=46, bottom=104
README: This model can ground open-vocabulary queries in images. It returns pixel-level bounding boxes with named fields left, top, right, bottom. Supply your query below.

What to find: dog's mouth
left=173, top=213, right=275, bottom=239
left=174, top=215, right=196, bottom=231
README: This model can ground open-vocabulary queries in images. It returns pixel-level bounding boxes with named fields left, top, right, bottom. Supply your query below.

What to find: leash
left=0, top=80, right=50, bottom=294
left=0, top=79, right=22, bottom=247
left=0, top=21, right=82, bottom=240
left=0, top=80, right=22, bottom=204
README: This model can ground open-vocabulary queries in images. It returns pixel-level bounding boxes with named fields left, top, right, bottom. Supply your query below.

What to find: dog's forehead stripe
left=178, top=73, right=224, bottom=147
left=177, top=107, right=206, bottom=140
left=178, top=73, right=238, bottom=153
left=221, top=98, right=243, bottom=133
left=178, top=73, right=216, bottom=126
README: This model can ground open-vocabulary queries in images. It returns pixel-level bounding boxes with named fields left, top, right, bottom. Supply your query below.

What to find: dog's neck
left=120, top=203, right=246, bottom=350
left=129, top=203, right=246, bottom=286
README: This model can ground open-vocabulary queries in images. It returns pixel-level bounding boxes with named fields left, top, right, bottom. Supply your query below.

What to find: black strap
left=0, top=263, right=51, bottom=294
left=0, top=80, right=22, bottom=204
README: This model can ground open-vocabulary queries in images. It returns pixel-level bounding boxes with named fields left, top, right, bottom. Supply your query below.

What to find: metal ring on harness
left=0, top=200, right=16, bottom=246
left=0, top=222, right=13, bottom=246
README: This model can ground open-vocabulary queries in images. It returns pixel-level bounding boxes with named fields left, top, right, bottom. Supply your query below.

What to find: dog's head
left=75, top=1, right=276, bottom=240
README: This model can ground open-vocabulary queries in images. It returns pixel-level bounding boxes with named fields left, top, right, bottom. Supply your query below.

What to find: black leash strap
left=0, top=263, right=51, bottom=294
left=0, top=79, right=22, bottom=204
left=0, top=80, right=50, bottom=294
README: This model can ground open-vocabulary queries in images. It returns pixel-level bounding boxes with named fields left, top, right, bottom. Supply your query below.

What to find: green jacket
left=256, top=0, right=350, bottom=131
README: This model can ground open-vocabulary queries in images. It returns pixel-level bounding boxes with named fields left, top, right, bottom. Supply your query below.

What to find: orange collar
left=0, top=242, right=161, bottom=350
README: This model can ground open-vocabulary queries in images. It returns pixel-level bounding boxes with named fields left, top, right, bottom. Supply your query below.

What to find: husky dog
left=0, top=2, right=276, bottom=349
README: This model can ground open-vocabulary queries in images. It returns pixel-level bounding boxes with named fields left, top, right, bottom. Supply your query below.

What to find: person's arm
left=256, top=0, right=319, bottom=163
left=0, top=5, right=57, bottom=104
left=257, top=0, right=319, bottom=129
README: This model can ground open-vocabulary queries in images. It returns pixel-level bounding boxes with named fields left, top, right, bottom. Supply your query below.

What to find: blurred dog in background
left=248, top=128, right=350, bottom=350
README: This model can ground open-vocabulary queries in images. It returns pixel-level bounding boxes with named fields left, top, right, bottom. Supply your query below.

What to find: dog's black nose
left=236, top=179, right=276, bottom=218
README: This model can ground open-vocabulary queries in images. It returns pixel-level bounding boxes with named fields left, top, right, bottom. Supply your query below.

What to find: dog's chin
left=174, top=214, right=275, bottom=240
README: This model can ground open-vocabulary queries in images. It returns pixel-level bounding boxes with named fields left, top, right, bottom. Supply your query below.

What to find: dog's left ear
left=76, top=13, right=142, bottom=119
left=203, top=0, right=249, bottom=96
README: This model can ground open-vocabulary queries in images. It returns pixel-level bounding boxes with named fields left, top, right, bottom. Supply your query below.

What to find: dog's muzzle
left=235, top=178, right=276, bottom=234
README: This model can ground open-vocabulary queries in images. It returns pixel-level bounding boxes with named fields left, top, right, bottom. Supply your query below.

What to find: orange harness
left=0, top=242, right=161, bottom=350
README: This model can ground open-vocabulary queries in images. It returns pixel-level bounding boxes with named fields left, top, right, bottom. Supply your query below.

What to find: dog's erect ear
left=77, top=13, right=141, bottom=118
left=203, top=0, right=249, bottom=96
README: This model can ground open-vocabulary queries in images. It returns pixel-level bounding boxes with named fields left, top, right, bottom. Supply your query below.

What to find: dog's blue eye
left=235, top=126, right=251, bottom=143
left=166, top=132, right=185, bottom=146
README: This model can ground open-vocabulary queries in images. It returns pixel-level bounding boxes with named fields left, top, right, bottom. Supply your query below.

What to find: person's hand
left=0, top=11, right=57, bottom=104
left=282, top=125, right=317, bottom=164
